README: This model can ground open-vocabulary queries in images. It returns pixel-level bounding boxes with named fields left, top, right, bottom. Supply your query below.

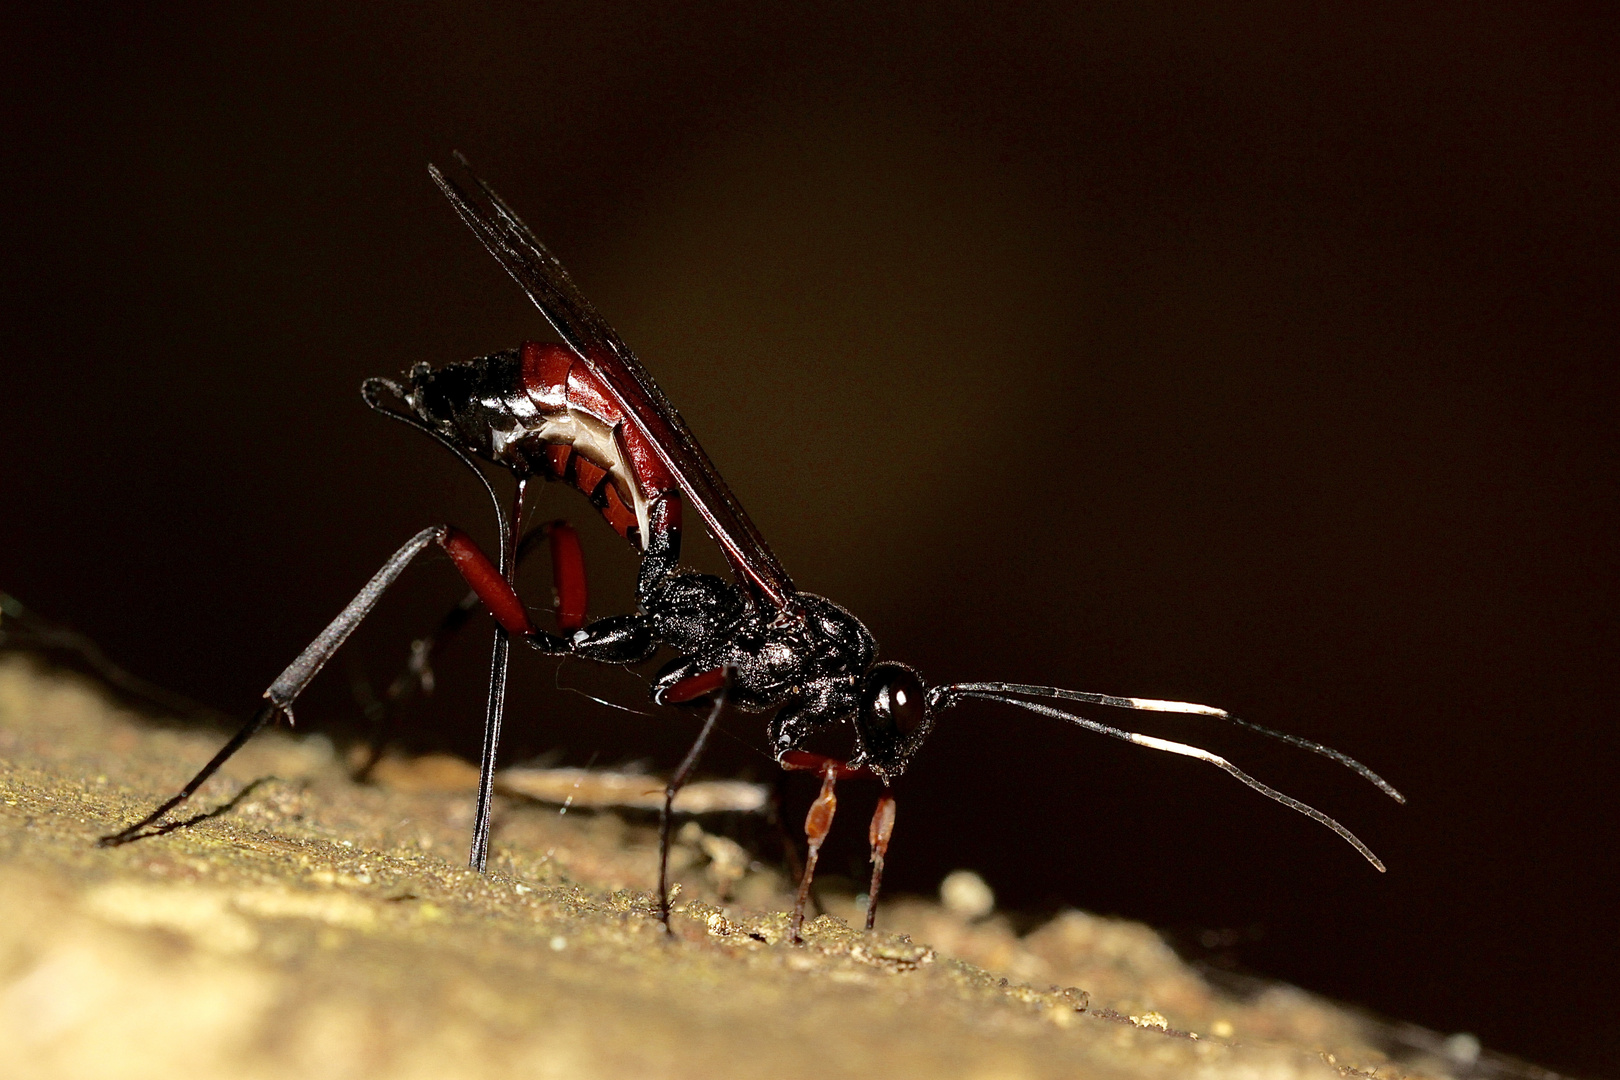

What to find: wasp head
left=849, top=661, right=936, bottom=781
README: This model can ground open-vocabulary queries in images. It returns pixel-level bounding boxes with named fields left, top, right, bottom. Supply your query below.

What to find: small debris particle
left=940, top=870, right=994, bottom=919
left=497, top=766, right=767, bottom=813
left=1444, top=1033, right=1481, bottom=1065
left=1130, top=1011, right=1169, bottom=1031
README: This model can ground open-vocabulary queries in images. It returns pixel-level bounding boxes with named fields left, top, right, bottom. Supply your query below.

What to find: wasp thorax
left=853, top=661, right=932, bottom=778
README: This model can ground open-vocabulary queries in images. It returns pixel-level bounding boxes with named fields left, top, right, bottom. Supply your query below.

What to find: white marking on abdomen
left=534, top=409, right=652, bottom=542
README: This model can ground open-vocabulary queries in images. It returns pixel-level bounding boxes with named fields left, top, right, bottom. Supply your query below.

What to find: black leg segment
left=97, top=524, right=526, bottom=852
left=657, top=669, right=731, bottom=931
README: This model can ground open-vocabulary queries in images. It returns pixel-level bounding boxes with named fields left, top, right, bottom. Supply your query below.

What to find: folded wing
left=430, top=158, right=797, bottom=611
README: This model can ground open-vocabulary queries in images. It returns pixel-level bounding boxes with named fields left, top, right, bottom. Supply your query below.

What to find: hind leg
left=355, top=520, right=586, bottom=777
left=101, top=525, right=541, bottom=848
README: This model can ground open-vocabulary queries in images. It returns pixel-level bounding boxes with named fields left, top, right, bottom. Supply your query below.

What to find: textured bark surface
left=0, top=657, right=1477, bottom=1080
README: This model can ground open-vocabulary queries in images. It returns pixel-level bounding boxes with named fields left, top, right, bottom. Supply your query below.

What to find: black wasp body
left=396, top=337, right=926, bottom=781
left=103, top=159, right=1402, bottom=939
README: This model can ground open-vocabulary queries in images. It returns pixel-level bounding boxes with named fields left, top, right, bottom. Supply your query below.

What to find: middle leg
left=656, top=669, right=732, bottom=932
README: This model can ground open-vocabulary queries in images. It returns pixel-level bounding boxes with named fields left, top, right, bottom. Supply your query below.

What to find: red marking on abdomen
left=618, top=422, right=676, bottom=503
left=571, top=456, right=608, bottom=497
left=521, top=341, right=573, bottom=408
left=600, top=484, right=638, bottom=539
left=517, top=340, right=682, bottom=550
left=655, top=490, right=683, bottom=536
left=542, top=443, right=571, bottom=480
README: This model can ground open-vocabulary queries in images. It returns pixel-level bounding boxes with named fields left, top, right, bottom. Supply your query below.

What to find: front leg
left=864, top=793, right=897, bottom=930
left=791, top=763, right=840, bottom=945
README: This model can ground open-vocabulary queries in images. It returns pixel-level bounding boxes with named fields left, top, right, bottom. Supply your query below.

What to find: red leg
left=790, top=763, right=840, bottom=944
left=865, top=793, right=897, bottom=931
left=661, top=666, right=728, bottom=705
left=544, top=520, right=587, bottom=631
left=429, top=519, right=585, bottom=650
left=466, top=477, right=530, bottom=875
left=354, top=519, right=582, bottom=780
left=439, top=527, right=535, bottom=637
left=394, top=520, right=583, bottom=694
left=101, top=523, right=542, bottom=849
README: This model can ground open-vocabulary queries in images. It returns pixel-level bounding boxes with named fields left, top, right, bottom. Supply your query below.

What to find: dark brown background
left=4, top=3, right=1615, bottom=1075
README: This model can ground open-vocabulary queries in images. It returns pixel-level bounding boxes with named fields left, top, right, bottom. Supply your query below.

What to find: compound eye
left=862, top=663, right=928, bottom=740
